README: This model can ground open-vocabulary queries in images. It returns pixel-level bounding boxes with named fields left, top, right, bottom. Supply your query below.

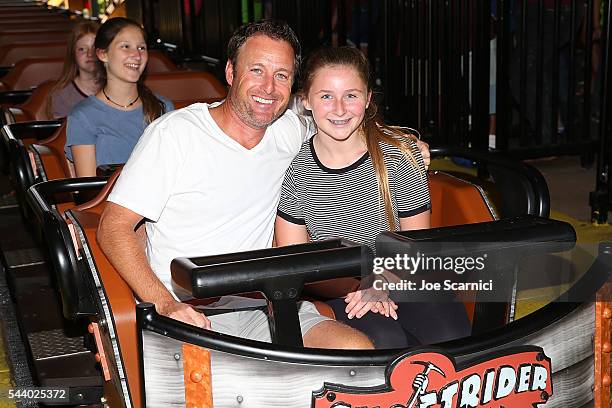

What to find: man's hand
left=156, top=300, right=211, bottom=329
left=415, top=139, right=431, bottom=169
left=345, top=288, right=398, bottom=320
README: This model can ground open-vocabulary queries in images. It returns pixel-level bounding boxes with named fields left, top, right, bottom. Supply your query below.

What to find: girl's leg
left=395, top=301, right=472, bottom=345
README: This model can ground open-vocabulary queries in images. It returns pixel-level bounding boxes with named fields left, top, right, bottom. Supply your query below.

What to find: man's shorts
left=202, top=296, right=331, bottom=342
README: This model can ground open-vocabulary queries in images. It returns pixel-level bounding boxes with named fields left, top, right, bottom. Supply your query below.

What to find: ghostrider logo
left=312, top=347, right=552, bottom=408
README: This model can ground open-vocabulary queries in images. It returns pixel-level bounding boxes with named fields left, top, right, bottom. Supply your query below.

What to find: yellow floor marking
left=0, top=325, right=14, bottom=408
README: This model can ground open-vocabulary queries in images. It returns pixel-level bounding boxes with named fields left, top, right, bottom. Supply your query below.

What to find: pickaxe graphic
left=405, top=361, right=446, bottom=408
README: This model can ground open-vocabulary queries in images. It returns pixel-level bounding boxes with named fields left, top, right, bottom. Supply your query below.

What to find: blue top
left=66, top=95, right=174, bottom=165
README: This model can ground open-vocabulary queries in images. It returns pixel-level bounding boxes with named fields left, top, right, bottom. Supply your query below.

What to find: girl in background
left=66, top=17, right=173, bottom=177
left=46, top=21, right=100, bottom=119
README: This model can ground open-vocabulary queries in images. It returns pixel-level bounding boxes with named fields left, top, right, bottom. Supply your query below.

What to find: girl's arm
left=274, top=215, right=309, bottom=246
left=67, top=109, right=98, bottom=177
left=399, top=209, right=431, bottom=231
left=71, top=144, right=97, bottom=177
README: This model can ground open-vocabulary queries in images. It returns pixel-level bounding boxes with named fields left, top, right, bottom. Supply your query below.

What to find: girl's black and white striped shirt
left=277, top=137, right=431, bottom=250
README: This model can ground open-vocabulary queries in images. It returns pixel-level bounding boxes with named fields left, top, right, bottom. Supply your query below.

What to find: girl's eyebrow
left=314, top=88, right=364, bottom=93
left=116, top=42, right=147, bottom=47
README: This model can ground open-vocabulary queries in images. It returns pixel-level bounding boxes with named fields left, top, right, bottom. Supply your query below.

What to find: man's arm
left=97, top=201, right=210, bottom=328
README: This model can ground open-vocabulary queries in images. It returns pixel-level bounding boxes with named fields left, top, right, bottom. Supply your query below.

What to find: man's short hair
left=227, top=19, right=301, bottom=76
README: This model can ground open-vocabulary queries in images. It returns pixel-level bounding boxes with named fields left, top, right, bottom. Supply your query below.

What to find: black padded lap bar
left=172, top=239, right=371, bottom=346
left=171, top=239, right=370, bottom=299
left=185, top=239, right=345, bottom=267
left=3, top=120, right=62, bottom=140
left=29, top=177, right=109, bottom=203
left=0, top=89, right=32, bottom=105
left=376, top=215, right=576, bottom=258
left=376, top=215, right=577, bottom=335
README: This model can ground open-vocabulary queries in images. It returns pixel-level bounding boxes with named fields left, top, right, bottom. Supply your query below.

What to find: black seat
left=431, top=146, right=550, bottom=218
left=27, top=177, right=108, bottom=320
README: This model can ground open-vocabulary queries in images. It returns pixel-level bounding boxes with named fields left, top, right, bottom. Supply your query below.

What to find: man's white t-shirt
left=108, top=102, right=312, bottom=294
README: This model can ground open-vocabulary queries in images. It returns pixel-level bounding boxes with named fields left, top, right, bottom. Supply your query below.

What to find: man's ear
left=225, top=60, right=234, bottom=86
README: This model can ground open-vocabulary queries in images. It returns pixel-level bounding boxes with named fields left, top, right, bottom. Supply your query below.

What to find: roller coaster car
left=25, top=148, right=611, bottom=408
left=1, top=120, right=64, bottom=217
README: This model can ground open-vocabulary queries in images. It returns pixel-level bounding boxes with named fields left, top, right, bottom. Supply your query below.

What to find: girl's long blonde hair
left=300, top=46, right=425, bottom=230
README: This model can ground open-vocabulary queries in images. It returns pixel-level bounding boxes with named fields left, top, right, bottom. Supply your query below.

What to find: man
left=97, top=20, right=428, bottom=349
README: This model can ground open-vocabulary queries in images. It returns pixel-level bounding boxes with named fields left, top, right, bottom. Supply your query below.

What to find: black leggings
left=326, top=298, right=472, bottom=349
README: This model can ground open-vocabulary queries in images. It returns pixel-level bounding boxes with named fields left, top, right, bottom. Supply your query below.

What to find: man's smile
left=252, top=95, right=275, bottom=105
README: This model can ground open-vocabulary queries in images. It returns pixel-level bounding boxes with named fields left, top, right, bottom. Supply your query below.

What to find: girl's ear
left=366, top=90, right=372, bottom=109
left=96, top=49, right=108, bottom=63
left=301, top=95, right=312, bottom=111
